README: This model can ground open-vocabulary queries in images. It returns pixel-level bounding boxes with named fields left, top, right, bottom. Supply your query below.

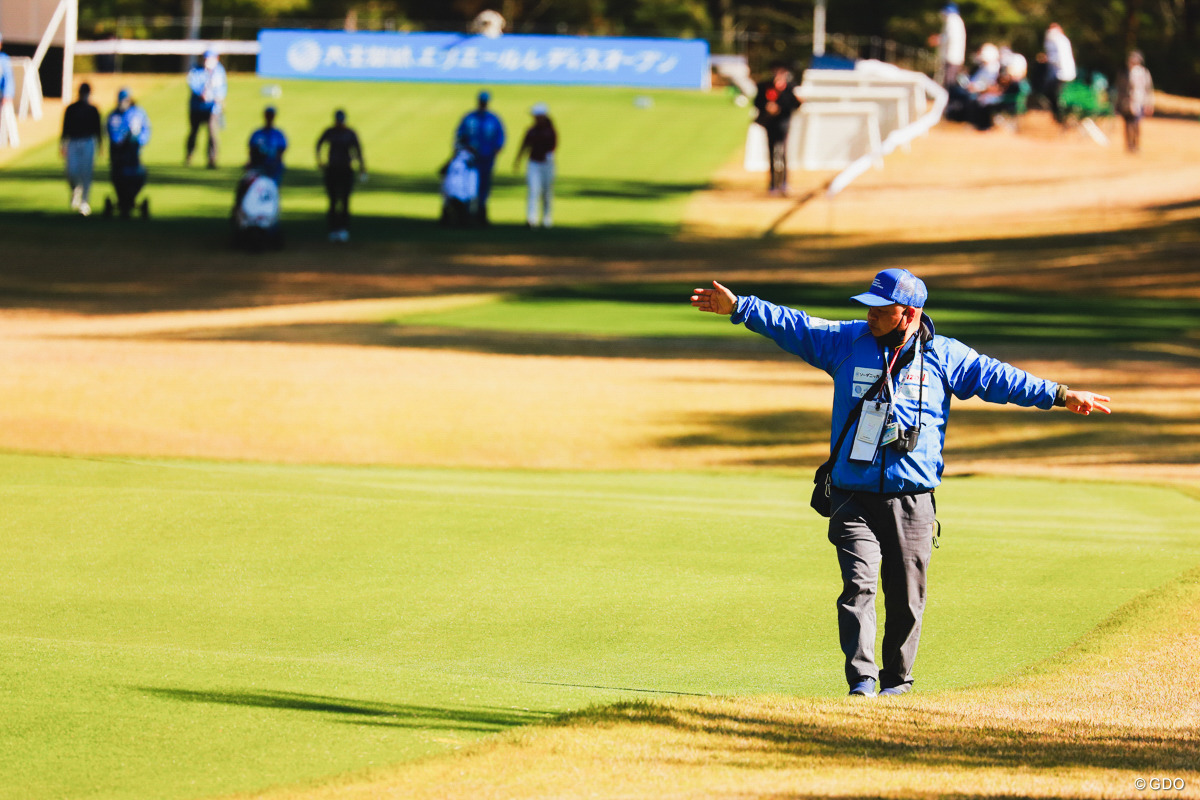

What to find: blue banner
left=257, top=30, right=709, bottom=89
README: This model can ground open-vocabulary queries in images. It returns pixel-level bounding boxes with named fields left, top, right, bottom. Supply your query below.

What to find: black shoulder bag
left=810, top=340, right=921, bottom=517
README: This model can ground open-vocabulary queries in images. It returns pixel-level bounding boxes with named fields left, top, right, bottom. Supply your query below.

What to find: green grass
left=1, top=452, right=1198, bottom=799
left=386, top=282, right=1200, bottom=349
left=0, top=77, right=748, bottom=236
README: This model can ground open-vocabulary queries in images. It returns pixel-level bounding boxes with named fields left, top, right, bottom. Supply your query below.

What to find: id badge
left=850, top=401, right=890, bottom=463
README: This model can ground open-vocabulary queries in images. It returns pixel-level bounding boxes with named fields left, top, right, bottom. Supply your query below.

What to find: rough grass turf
left=1, top=452, right=1198, bottom=799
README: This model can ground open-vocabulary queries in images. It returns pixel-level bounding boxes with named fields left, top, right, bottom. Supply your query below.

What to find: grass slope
left=0, top=76, right=748, bottom=235
left=1, top=453, right=1198, bottom=799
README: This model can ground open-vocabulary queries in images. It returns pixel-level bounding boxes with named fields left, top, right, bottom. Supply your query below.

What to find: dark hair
left=79, top=82, right=91, bottom=96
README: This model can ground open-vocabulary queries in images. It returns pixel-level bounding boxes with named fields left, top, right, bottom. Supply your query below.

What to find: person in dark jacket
left=691, top=270, right=1110, bottom=698
left=513, top=102, right=557, bottom=228
left=61, top=82, right=103, bottom=216
left=315, top=109, right=365, bottom=243
left=754, top=63, right=802, bottom=195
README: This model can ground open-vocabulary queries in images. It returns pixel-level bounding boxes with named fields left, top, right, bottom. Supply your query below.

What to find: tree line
left=82, top=0, right=1200, bottom=95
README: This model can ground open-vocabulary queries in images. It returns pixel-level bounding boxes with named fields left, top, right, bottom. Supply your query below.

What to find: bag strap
left=825, top=336, right=923, bottom=464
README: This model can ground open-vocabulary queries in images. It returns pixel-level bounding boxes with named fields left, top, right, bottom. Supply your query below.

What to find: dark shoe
left=848, top=679, right=877, bottom=698
left=139, top=198, right=150, bottom=219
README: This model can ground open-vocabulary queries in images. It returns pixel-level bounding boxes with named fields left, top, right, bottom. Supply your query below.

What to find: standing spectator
left=315, top=109, right=365, bottom=243
left=455, top=90, right=505, bottom=225
left=1039, top=23, right=1076, bottom=124
left=513, top=103, right=557, bottom=229
left=0, top=32, right=13, bottom=112
left=248, top=106, right=288, bottom=184
left=60, top=82, right=103, bottom=216
left=931, top=4, right=967, bottom=88
left=1114, top=51, right=1154, bottom=153
left=186, top=49, right=227, bottom=168
left=753, top=63, right=801, bottom=196
left=105, top=88, right=152, bottom=219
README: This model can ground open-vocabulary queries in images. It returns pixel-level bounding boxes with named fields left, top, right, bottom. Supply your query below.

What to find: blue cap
left=334, top=109, right=346, bottom=122
left=203, top=49, right=216, bottom=59
left=117, top=88, right=131, bottom=102
left=264, top=105, right=277, bottom=115
left=943, top=3, right=958, bottom=12
left=478, top=90, right=490, bottom=102
left=851, top=268, right=928, bottom=308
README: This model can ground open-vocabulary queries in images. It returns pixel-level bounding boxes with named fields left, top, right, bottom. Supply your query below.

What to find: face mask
left=874, top=318, right=907, bottom=349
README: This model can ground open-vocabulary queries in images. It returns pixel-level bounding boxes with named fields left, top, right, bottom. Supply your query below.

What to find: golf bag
left=439, top=147, right=480, bottom=227
left=231, top=169, right=283, bottom=251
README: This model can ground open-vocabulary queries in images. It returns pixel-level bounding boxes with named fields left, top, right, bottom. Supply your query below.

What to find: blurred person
left=455, top=90, right=505, bottom=224
left=186, top=49, right=227, bottom=168
left=60, top=82, right=103, bottom=215
left=753, top=63, right=801, bottom=195
left=1039, top=23, right=1076, bottom=124
left=105, top=88, right=152, bottom=219
left=690, top=271, right=1110, bottom=698
left=999, top=45, right=1027, bottom=82
left=930, top=3, right=966, bottom=88
left=947, top=44, right=1003, bottom=130
left=315, top=109, right=365, bottom=243
left=0, top=32, right=13, bottom=113
left=248, top=106, right=288, bottom=184
left=513, top=102, right=557, bottom=229
left=1114, top=51, right=1154, bottom=153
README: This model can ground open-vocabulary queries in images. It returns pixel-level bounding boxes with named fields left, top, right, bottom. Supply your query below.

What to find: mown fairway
left=1, top=452, right=1198, bottom=799
left=0, top=75, right=748, bottom=234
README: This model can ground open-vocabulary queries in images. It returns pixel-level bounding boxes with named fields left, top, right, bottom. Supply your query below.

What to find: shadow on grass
left=657, top=405, right=1199, bottom=469
left=166, top=322, right=787, bottom=361
left=136, top=686, right=553, bottom=733
left=571, top=700, right=1200, bottom=774
left=0, top=164, right=705, bottom=213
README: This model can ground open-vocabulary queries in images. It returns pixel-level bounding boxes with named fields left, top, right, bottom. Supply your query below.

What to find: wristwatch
left=1054, top=385, right=1068, bottom=407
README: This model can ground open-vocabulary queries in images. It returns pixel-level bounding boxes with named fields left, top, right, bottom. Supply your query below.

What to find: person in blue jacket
left=0, top=32, right=14, bottom=113
left=455, top=90, right=505, bottom=225
left=186, top=49, right=227, bottom=168
left=106, top=88, right=152, bottom=218
left=691, top=270, right=1110, bottom=698
left=247, top=106, right=287, bottom=184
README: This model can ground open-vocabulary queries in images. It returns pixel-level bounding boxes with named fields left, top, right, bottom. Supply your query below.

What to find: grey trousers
left=827, top=488, right=936, bottom=691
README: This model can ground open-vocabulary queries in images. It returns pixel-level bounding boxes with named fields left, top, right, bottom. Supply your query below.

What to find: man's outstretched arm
left=1061, top=389, right=1112, bottom=416
left=691, top=280, right=737, bottom=315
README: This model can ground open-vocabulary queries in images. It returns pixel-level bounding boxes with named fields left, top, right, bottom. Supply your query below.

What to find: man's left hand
left=1064, top=390, right=1112, bottom=416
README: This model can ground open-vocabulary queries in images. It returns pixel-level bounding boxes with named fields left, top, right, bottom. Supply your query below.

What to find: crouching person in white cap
left=690, top=270, right=1111, bottom=698
left=513, top=103, right=556, bottom=228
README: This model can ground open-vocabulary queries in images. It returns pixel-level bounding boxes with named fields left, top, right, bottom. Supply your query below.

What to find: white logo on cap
left=286, top=39, right=323, bottom=73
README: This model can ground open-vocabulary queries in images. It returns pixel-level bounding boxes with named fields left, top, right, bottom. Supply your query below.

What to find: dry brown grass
left=231, top=569, right=1200, bottom=800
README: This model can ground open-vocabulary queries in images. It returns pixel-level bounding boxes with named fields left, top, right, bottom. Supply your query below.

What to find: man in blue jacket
left=186, top=50, right=227, bottom=168
left=455, top=90, right=505, bottom=225
left=106, top=88, right=152, bottom=218
left=691, top=270, right=1110, bottom=698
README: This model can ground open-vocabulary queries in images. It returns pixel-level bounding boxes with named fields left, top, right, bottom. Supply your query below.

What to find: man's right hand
left=691, top=281, right=738, bottom=316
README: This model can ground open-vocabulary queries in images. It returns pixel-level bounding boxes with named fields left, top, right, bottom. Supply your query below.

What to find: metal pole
left=62, top=0, right=77, bottom=100
left=813, top=0, right=827, bottom=57
left=185, top=0, right=203, bottom=70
